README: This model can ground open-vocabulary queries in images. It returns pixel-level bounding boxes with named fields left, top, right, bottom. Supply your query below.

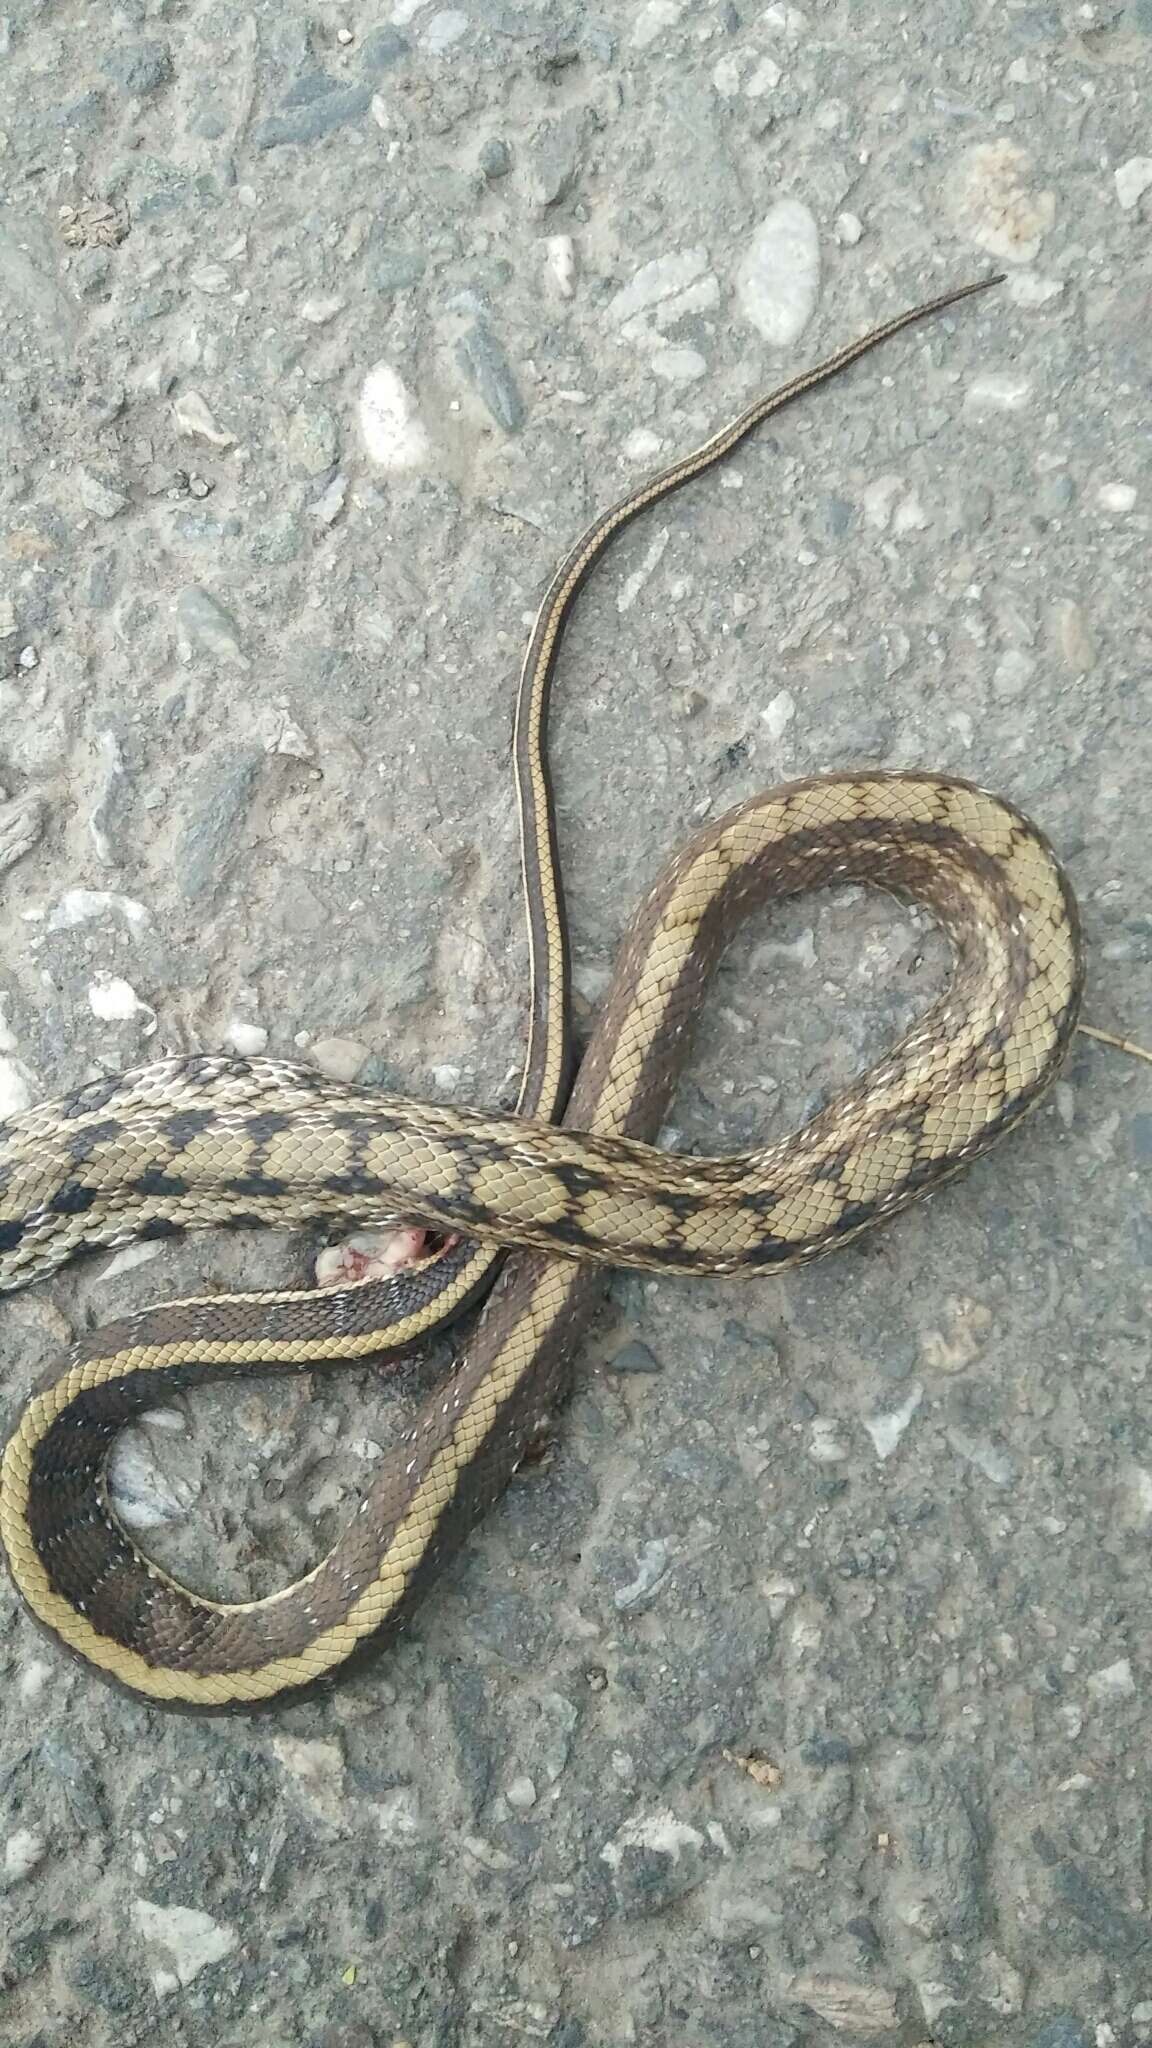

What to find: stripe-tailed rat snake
left=0, top=275, right=1088, bottom=1707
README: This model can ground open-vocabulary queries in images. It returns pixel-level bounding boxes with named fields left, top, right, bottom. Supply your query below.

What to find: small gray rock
left=456, top=320, right=524, bottom=433
left=102, top=40, right=172, bottom=96
left=360, top=25, right=408, bottom=72
left=0, top=792, right=45, bottom=875
left=177, top=586, right=247, bottom=669
left=480, top=137, right=512, bottom=179
left=1031, top=2019, right=1091, bottom=2048
left=254, top=84, right=373, bottom=149
left=285, top=405, right=339, bottom=475
left=609, top=1340, right=663, bottom=1375
left=175, top=748, right=262, bottom=903
left=75, top=468, right=128, bottom=520
left=374, top=248, right=425, bottom=294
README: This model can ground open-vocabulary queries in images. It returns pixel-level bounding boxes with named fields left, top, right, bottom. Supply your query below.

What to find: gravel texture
left=1, top=3, right=1151, bottom=2045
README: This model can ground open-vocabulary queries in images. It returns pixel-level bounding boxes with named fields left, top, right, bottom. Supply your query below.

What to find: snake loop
left=0, top=277, right=1083, bottom=1708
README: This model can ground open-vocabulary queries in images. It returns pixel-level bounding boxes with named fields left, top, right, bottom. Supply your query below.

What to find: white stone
left=630, top=0, right=686, bottom=48
left=1097, top=482, right=1137, bottom=513
left=761, top=689, right=795, bottom=739
left=0, top=1055, right=32, bottom=1115
left=359, top=363, right=431, bottom=471
left=1006, top=272, right=1064, bottom=307
left=108, top=1426, right=197, bottom=1530
left=226, top=1018, right=268, bottom=1056
left=172, top=391, right=235, bottom=448
left=601, top=1808, right=704, bottom=1868
left=651, top=346, right=707, bottom=384
left=1115, top=157, right=1152, bottom=211
left=605, top=248, right=709, bottom=327
left=4, top=1829, right=45, bottom=1885
left=87, top=974, right=153, bottom=1027
left=47, top=888, right=150, bottom=931
left=545, top=234, right=577, bottom=298
left=300, top=295, right=345, bottom=325
left=964, top=372, right=1032, bottom=413
left=506, top=1775, right=538, bottom=1811
left=736, top=200, right=820, bottom=345
left=1088, top=1658, right=1136, bottom=1700
left=809, top=1418, right=849, bottom=1463
left=421, top=9, right=468, bottom=52
left=130, top=1900, right=237, bottom=1995
left=834, top=212, right=863, bottom=245
left=372, top=1786, right=422, bottom=1840
left=864, top=1384, right=924, bottom=1459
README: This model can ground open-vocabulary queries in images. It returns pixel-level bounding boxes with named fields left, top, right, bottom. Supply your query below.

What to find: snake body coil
left=0, top=278, right=1084, bottom=1708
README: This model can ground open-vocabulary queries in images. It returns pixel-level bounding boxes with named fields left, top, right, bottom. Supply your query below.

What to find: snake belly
left=0, top=282, right=1083, bottom=1709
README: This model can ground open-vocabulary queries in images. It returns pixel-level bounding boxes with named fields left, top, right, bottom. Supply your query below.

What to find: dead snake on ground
left=0, top=275, right=1084, bottom=1708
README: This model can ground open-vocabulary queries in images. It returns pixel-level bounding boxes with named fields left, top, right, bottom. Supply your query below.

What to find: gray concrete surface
left=1, top=2, right=1151, bottom=2044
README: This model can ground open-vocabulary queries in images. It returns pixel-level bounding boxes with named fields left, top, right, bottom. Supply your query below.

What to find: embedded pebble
left=108, top=1421, right=198, bottom=1529
left=174, top=747, right=262, bottom=902
left=1097, top=482, right=1137, bottom=513
left=285, top=405, right=339, bottom=475
left=311, top=1036, right=370, bottom=1081
left=1006, top=271, right=1065, bottom=307
left=946, top=1429, right=1016, bottom=1486
left=176, top=585, right=249, bottom=669
left=605, top=248, right=710, bottom=328
left=371, top=1786, right=423, bottom=1841
left=651, top=346, right=706, bottom=384
left=172, top=390, right=235, bottom=448
left=609, top=1339, right=663, bottom=1375
left=761, top=688, right=796, bottom=740
left=309, top=471, right=348, bottom=527
left=271, top=1737, right=348, bottom=1828
left=225, top=1017, right=269, bottom=1055
left=1087, top=1659, right=1136, bottom=1701
left=545, top=233, right=577, bottom=298
left=786, top=1977, right=898, bottom=2035
left=809, top=1418, right=850, bottom=1463
left=964, top=372, right=1033, bottom=413
left=75, top=467, right=128, bottom=520
left=864, top=1384, right=924, bottom=1459
left=87, top=729, right=125, bottom=867
left=359, top=363, right=431, bottom=470
left=87, top=973, right=155, bottom=1030
left=456, top=321, right=524, bottom=433
left=130, top=1900, right=237, bottom=1996
left=4, top=1829, right=46, bottom=1886
left=614, top=1539, right=672, bottom=1610
left=421, top=9, right=468, bottom=53
left=947, top=141, right=1056, bottom=263
left=46, top=888, right=150, bottom=931
left=0, top=792, right=45, bottom=874
left=300, top=294, right=345, bottom=324
left=254, top=85, right=374, bottom=150
left=630, top=1, right=688, bottom=50
left=735, top=200, right=821, bottom=345
left=1052, top=599, right=1097, bottom=672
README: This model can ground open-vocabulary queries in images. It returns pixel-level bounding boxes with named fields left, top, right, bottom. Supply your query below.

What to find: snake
left=0, top=274, right=1085, bottom=1710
